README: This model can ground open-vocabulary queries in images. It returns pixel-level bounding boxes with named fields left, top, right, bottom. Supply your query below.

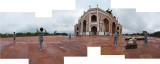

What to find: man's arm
left=117, top=33, right=119, bottom=38
left=44, top=29, right=47, bottom=34
left=36, top=28, right=39, bottom=32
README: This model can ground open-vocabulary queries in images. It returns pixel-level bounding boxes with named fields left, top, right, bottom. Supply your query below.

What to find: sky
left=0, top=0, right=160, bottom=34
left=112, top=9, right=160, bottom=34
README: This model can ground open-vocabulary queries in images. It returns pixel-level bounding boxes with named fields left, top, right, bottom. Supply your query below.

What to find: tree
left=34, top=32, right=39, bottom=35
left=152, top=31, right=160, bottom=37
left=125, top=33, right=129, bottom=35
left=54, top=31, right=57, bottom=35
left=26, top=32, right=32, bottom=36
left=16, top=32, right=24, bottom=35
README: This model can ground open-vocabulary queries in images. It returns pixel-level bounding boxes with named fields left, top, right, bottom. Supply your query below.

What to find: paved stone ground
left=0, top=36, right=87, bottom=64
left=0, top=36, right=160, bottom=64
left=101, top=36, right=160, bottom=58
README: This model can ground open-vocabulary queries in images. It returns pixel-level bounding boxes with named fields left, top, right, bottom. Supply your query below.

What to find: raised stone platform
left=125, top=36, right=144, bottom=40
left=125, top=38, right=137, bottom=49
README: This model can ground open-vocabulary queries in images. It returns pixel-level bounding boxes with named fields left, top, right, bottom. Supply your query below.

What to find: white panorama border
left=0, top=0, right=75, bottom=17
left=0, top=59, right=29, bottom=64
left=1, top=0, right=160, bottom=64
left=64, top=47, right=160, bottom=64
left=111, top=0, right=160, bottom=12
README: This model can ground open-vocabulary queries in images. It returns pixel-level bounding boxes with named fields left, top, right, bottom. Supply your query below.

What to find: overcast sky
left=0, top=0, right=160, bottom=34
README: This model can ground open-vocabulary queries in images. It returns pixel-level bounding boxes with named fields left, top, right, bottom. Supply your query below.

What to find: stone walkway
left=101, top=37, right=160, bottom=58
left=0, top=36, right=87, bottom=64
left=0, top=36, right=160, bottom=64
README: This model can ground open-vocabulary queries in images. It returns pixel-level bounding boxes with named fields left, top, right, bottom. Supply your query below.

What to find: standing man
left=143, top=31, right=148, bottom=46
left=36, top=27, right=47, bottom=51
left=69, top=33, right=71, bottom=42
left=113, top=31, right=119, bottom=47
left=13, top=32, right=16, bottom=43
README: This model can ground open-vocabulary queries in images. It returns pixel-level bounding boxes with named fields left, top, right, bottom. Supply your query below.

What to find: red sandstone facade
left=74, top=7, right=122, bottom=36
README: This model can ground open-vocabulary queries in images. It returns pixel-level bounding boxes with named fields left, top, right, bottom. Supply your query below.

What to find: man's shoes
left=144, top=44, right=147, bottom=46
left=113, top=45, right=115, bottom=47
left=116, top=45, right=118, bottom=47
left=40, top=49, right=43, bottom=51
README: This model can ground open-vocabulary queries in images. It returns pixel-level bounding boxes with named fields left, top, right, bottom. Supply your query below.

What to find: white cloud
left=112, top=9, right=160, bottom=34
left=0, top=0, right=160, bottom=34
left=0, top=10, right=83, bottom=34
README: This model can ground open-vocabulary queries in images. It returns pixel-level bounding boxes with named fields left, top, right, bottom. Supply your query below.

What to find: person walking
left=69, top=33, right=71, bottom=42
left=143, top=31, right=148, bottom=46
left=13, top=32, right=16, bottom=43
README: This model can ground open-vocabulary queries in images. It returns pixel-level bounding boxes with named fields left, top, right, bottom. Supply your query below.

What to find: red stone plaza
left=0, top=36, right=160, bottom=64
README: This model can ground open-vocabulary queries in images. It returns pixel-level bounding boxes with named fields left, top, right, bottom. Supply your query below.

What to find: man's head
left=116, top=31, right=119, bottom=34
left=14, top=32, right=15, bottom=34
left=143, top=31, right=147, bottom=34
left=40, top=27, right=43, bottom=32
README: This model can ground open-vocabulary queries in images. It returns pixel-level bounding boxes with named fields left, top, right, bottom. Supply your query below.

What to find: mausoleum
left=74, top=6, right=122, bottom=36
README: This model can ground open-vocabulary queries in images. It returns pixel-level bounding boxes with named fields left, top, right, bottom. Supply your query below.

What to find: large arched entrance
left=76, top=27, right=79, bottom=36
left=104, top=18, right=109, bottom=35
left=117, top=27, right=119, bottom=34
left=120, top=28, right=122, bottom=35
left=91, top=26, right=97, bottom=35
left=76, top=32, right=79, bottom=36
left=91, top=15, right=97, bottom=22
left=83, top=20, right=86, bottom=32
left=112, top=22, right=116, bottom=34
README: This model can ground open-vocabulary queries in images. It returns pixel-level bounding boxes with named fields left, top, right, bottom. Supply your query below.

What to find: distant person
left=143, top=31, right=148, bottom=46
left=113, top=31, right=119, bottom=47
left=69, top=33, right=71, bottom=42
left=36, top=27, right=47, bottom=51
left=13, top=32, right=16, bottom=43
left=6, top=33, right=8, bottom=37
